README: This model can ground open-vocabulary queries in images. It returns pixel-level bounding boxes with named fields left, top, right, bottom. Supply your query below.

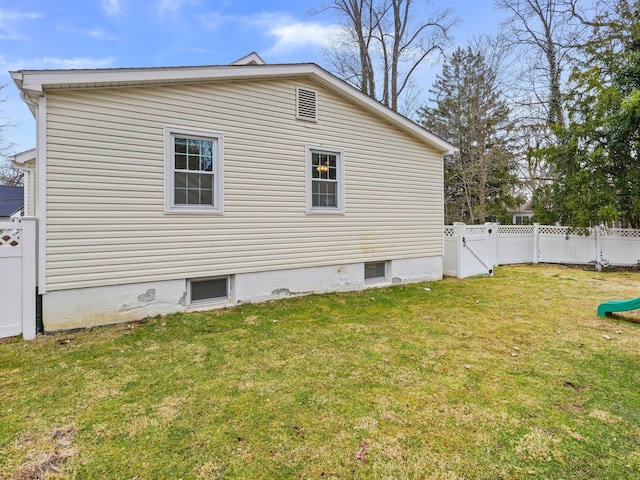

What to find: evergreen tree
left=533, top=0, right=640, bottom=227
left=419, top=46, right=521, bottom=224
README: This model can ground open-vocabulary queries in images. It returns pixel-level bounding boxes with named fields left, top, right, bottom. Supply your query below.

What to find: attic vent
left=296, top=87, right=318, bottom=122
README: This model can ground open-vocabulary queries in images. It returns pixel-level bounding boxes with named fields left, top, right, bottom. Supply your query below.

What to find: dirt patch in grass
left=155, top=395, right=185, bottom=422
left=9, top=426, right=77, bottom=480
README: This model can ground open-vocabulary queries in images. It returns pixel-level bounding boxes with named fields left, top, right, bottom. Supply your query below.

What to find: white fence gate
left=443, top=223, right=495, bottom=278
left=0, top=218, right=36, bottom=340
left=444, top=223, right=640, bottom=278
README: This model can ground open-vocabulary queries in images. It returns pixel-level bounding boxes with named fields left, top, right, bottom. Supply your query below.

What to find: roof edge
left=10, top=148, right=36, bottom=165
left=12, top=62, right=455, bottom=154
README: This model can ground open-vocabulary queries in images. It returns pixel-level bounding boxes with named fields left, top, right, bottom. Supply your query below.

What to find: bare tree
left=0, top=162, right=24, bottom=186
left=495, top=0, right=597, bottom=127
left=323, top=0, right=381, bottom=98
left=322, top=0, right=458, bottom=112
left=0, top=84, right=21, bottom=186
left=494, top=0, right=595, bottom=203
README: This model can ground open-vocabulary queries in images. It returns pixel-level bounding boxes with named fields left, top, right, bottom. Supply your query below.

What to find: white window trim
left=187, top=275, right=234, bottom=309
left=164, top=126, right=224, bottom=214
left=305, top=144, right=345, bottom=215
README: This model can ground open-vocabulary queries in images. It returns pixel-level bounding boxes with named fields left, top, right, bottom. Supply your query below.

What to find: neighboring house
left=10, top=149, right=36, bottom=217
left=511, top=202, right=534, bottom=225
left=0, top=185, right=24, bottom=220
left=10, top=52, right=455, bottom=332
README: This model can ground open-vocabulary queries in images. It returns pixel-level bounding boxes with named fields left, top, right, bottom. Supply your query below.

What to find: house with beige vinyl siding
left=10, top=53, right=455, bottom=332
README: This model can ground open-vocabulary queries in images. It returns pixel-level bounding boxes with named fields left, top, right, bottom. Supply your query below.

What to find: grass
left=1, top=264, right=639, bottom=479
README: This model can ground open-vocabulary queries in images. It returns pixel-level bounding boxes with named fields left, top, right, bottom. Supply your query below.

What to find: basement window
left=189, top=277, right=229, bottom=304
left=365, top=262, right=387, bottom=282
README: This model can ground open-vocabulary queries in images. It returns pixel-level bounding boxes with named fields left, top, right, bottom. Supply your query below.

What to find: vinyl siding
left=44, top=78, right=443, bottom=290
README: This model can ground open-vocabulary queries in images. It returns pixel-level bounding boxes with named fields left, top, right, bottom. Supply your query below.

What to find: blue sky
left=1, top=0, right=504, bottom=155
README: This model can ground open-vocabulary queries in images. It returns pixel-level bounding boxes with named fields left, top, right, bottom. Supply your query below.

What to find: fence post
left=594, top=225, right=602, bottom=271
left=454, top=222, right=466, bottom=278
left=485, top=222, right=496, bottom=273
left=21, top=217, right=37, bottom=340
left=533, top=223, right=540, bottom=264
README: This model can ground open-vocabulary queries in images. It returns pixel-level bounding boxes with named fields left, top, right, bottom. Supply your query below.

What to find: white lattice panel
left=497, top=225, right=535, bottom=237
left=443, top=226, right=456, bottom=237
left=538, top=226, right=571, bottom=236
left=601, top=228, right=640, bottom=238
left=0, top=229, right=21, bottom=248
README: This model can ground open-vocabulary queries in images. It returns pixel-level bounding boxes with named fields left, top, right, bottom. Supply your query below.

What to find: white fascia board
left=13, top=63, right=455, bottom=155
left=10, top=71, right=24, bottom=90
left=13, top=64, right=311, bottom=93
left=309, top=68, right=456, bottom=155
left=10, top=148, right=36, bottom=165
left=10, top=71, right=38, bottom=117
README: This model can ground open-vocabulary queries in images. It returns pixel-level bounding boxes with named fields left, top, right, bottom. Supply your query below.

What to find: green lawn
left=1, top=265, right=639, bottom=479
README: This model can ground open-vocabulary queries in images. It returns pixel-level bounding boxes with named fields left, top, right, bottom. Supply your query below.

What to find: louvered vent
left=296, top=87, right=318, bottom=122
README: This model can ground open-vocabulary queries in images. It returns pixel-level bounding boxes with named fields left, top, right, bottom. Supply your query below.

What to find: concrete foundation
left=42, top=256, right=443, bottom=331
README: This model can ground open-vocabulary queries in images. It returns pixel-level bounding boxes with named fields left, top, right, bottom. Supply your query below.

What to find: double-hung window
left=164, top=127, right=223, bottom=214
left=306, top=145, right=345, bottom=214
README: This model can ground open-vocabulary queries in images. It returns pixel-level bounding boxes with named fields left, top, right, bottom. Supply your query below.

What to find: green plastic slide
left=597, top=296, right=640, bottom=317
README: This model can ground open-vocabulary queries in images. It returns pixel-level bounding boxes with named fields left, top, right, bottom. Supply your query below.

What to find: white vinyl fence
left=444, top=224, right=495, bottom=278
left=0, top=218, right=36, bottom=340
left=444, top=223, right=640, bottom=278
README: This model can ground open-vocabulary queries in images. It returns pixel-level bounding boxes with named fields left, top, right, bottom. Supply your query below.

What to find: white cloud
left=85, top=28, right=118, bottom=40
left=1, top=56, right=117, bottom=71
left=267, top=20, right=341, bottom=55
left=198, top=11, right=235, bottom=30
left=56, top=24, right=119, bottom=41
left=101, top=0, right=122, bottom=17
left=40, top=56, right=118, bottom=69
left=198, top=11, right=340, bottom=55
left=0, top=10, right=43, bottom=40
left=156, top=0, right=199, bottom=14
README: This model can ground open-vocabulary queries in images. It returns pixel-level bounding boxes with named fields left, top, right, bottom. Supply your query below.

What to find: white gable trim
left=10, top=148, right=36, bottom=165
left=230, top=52, right=266, bottom=66
left=11, top=63, right=455, bottom=155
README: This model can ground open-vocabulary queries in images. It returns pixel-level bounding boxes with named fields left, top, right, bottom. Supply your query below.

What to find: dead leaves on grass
left=10, top=426, right=77, bottom=480
left=355, top=441, right=368, bottom=463
left=9, top=451, right=72, bottom=480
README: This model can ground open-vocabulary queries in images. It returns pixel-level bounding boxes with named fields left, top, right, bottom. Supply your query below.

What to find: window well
left=365, top=262, right=386, bottom=281
left=190, top=277, right=229, bottom=303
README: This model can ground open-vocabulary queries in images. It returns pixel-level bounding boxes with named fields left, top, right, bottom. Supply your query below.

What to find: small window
left=164, top=127, right=224, bottom=214
left=306, top=145, right=345, bottom=214
left=297, top=87, right=318, bottom=122
left=190, top=277, right=229, bottom=304
left=365, top=262, right=386, bottom=281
